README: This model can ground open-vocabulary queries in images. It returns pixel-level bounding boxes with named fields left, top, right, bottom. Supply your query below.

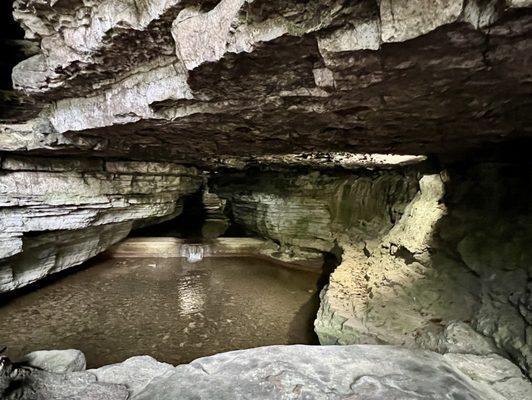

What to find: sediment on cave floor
left=1, top=1, right=531, bottom=399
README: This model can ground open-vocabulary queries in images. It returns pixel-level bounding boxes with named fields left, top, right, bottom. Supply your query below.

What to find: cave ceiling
left=0, top=0, right=531, bottom=167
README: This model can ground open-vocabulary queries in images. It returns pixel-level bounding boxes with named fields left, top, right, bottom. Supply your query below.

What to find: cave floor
left=0, top=257, right=321, bottom=368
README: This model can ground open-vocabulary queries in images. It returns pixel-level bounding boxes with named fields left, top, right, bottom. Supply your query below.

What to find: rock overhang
left=0, top=0, right=530, bottom=165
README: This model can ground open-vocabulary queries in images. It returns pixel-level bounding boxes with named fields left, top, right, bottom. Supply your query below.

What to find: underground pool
left=0, top=256, right=322, bottom=368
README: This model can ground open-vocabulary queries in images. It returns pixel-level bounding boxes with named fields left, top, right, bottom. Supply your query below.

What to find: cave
left=0, top=1, right=532, bottom=399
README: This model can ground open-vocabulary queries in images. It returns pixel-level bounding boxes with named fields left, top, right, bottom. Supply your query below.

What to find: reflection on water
left=177, top=272, right=206, bottom=315
left=0, top=257, right=321, bottom=368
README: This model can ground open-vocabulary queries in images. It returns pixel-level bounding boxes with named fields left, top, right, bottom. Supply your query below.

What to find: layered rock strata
left=2, top=346, right=532, bottom=400
left=1, top=1, right=530, bottom=163
left=212, top=167, right=420, bottom=261
left=0, top=0, right=531, bottom=393
left=0, top=155, right=201, bottom=292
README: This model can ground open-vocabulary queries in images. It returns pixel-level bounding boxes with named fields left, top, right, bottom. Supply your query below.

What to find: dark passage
left=131, top=191, right=207, bottom=239
left=130, top=190, right=249, bottom=240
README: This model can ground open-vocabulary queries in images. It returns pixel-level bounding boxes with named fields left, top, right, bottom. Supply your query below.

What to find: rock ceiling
left=1, top=0, right=531, bottom=166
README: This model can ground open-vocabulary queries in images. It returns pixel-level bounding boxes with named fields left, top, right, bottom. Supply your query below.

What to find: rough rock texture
left=212, top=163, right=531, bottom=377
left=212, top=168, right=419, bottom=260
left=0, top=155, right=201, bottom=292
left=0, top=0, right=531, bottom=393
left=3, top=345, right=531, bottom=399
left=1, top=1, right=531, bottom=164
left=315, top=163, right=532, bottom=378
left=201, top=189, right=230, bottom=239
left=22, top=350, right=86, bottom=374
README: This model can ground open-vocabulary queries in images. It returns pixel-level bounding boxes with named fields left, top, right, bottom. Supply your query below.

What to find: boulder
left=6, top=345, right=532, bottom=399
left=22, top=349, right=86, bottom=374
left=96, top=345, right=532, bottom=400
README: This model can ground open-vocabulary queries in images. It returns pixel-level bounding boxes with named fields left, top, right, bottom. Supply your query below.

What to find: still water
left=0, top=257, right=322, bottom=368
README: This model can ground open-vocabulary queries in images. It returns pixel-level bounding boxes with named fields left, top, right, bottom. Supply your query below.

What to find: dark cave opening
left=129, top=189, right=249, bottom=241
left=130, top=191, right=207, bottom=240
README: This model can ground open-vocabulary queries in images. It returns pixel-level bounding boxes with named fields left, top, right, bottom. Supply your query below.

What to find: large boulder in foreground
left=3, top=345, right=531, bottom=399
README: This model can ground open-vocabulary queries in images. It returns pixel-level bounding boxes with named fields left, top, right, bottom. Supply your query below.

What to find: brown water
left=0, top=257, right=322, bottom=368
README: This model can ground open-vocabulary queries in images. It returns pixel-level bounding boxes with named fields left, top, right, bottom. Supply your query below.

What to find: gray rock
left=0, top=355, right=128, bottom=400
left=107, top=345, right=518, bottom=400
left=22, top=350, right=86, bottom=373
left=4, top=345, right=532, bottom=399
left=2, top=1, right=531, bottom=163
left=444, top=353, right=532, bottom=400
left=213, top=169, right=418, bottom=257
left=90, top=355, right=174, bottom=396
left=314, top=164, right=532, bottom=378
left=437, top=321, right=501, bottom=356
left=0, top=155, right=202, bottom=292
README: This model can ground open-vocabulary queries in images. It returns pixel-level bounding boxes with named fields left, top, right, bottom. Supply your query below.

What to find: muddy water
left=0, top=257, right=322, bottom=368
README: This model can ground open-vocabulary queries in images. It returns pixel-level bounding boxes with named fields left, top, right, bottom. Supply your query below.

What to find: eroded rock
left=212, top=168, right=419, bottom=260
left=5, top=345, right=531, bottom=400
left=1, top=1, right=531, bottom=163
left=0, top=155, right=202, bottom=292
left=315, top=164, right=532, bottom=377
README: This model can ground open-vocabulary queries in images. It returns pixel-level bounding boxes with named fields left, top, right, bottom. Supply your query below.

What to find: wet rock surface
left=2, top=345, right=531, bottom=400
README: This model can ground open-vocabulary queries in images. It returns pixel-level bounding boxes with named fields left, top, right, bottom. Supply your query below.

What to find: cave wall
left=0, top=155, right=202, bottom=292
left=213, top=163, right=532, bottom=377
left=212, top=168, right=419, bottom=261
left=434, top=164, right=532, bottom=375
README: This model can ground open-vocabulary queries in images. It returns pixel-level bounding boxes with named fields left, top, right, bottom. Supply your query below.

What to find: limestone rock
left=213, top=168, right=418, bottom=258
left=6, top=345, right=530, bottom=399
left=444, top=353, right=532, bottom=400
left=201, top=190, right=229, bottom=239
left=379, top=0, right=464, bottom=43
left=2, top=370, right=129, bottom=400
left=22, top=350, right=86, bottom=374
left=427, top=321, right=501, bottom=356
left=90, top=356, right=174, bottom=396
left=2, top=2, right=531, bottom=163
left=0, top=222, right=132, bottom=292
left=99, top=345, right=529, bottom=400
left=0, top=155, right=202, bottom=292
left=314, top=163, right=532, bottom=378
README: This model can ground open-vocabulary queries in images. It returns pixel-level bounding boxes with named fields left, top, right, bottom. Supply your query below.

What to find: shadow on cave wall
left=129, top=189, right=250, bottom=241
left=131, top=191, right=207, bottom=240
left=432, top=162, right=532, bottom=370
left=287, top=248, right=343, bottom=344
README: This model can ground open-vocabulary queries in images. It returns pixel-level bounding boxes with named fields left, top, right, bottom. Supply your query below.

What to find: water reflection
left=177, top=273, right=206, bottom=315
left=0, top=257, right=321, bottom=367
